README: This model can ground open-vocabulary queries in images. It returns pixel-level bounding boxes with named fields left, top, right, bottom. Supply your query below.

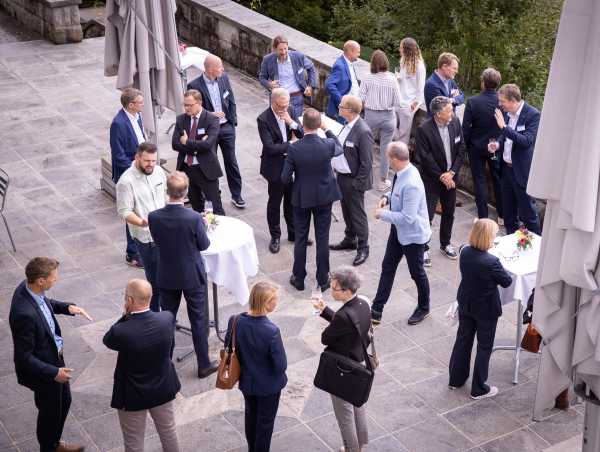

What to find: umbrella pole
left=575, top=382, right=600, bottom=451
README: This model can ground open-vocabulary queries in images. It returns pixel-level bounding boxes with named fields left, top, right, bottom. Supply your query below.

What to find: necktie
left=186, top=116, right=198, bottom=166
left=392, top=173, right=398, bottom=191
left=137, top=115, right=145, bottom=140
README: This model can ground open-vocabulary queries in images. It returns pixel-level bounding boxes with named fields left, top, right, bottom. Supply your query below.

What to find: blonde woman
left=448, top=219, right=512, bottom=399
left=225, top=282, right=287, bottom=452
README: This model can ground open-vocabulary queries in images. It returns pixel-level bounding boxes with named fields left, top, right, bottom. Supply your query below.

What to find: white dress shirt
left=343, top=55, right=360, bottom=97
left=436, top=122, right=452, bottom=170
left=397, top=59, right=426, bottom=111
left=271, top=108, right=298, bottom=142
left=503, top=101, right=524, bottom=164
left=124, top=109, right=145, bottom=145
left=331, top=117, right=358, bottom=174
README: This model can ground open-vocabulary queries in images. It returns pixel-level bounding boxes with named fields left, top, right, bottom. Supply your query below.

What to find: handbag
left=520, top=323, right=542, bottom=353
left=215, top=314, right=241, bottom=390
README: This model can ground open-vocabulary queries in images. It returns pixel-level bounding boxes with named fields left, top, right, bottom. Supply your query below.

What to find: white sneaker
left=471, top=386, right=498, bottom=400
left=423, top=251, right=432, bottom=267
left=377, top=179, right=392, bottom=192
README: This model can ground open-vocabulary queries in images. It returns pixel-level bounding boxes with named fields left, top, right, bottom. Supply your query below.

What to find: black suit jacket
left=339, top=118, right=373, bottom=192
left=462, top=90, right=502, bottom=156
left=416, top=116, right=466, bottom=187
left=148, top=204, right=211, bottom=290
left=457, top=246, right=513, bottom=320
left=257, top=107, right=304, bottom=183
left=320, top=296, right=372, bottom=363
left=103, top=310, right=181, bottom=411
left=172, top=110, right=223, bottom=179
left=281, top=131, right=343, bottom=208
left=9, top=281, right=75, bottom=391
left=188, top=73, right=237, bottom=126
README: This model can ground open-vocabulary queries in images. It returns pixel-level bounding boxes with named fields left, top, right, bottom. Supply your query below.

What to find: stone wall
left=0, top=0, right=83, bottom=44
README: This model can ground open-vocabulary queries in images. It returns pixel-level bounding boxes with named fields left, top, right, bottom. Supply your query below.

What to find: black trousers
left=501, top=164, right=541, bottom=235
left=182, top=164, right=225, bottom=215
left=134, top=240, right=160, bottom=312
left=292, top=203, right=332, bottom=286
left=469, top=150, right=503, bottom=219
left=160, top=285, right=211, bottom=369
left=337, top=175, right=369, bottom=250
left=425, top=180, right=456, bottom=248
left=34, top=378, right=71, bottom=451
left=243, top=391, right=281, bottom=452
left=217, top=122, right=242, bottom=199
left=449, top=313, right=498, bottom=397
left=372, top=226, right=430, bottom=313
left=266, top=180, right=294, bottom=240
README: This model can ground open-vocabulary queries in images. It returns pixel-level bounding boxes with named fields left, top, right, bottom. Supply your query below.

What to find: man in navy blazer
left=104, top=279, right=181, bottom=450
left=188, top=55, right=245, bottom=209
left=424, top=52, right=464, bottom=116
left=281, top=108, right=343, bottom=291
left=491, top=84, right=541, bottom=234
left=110, top=87, right=147, bottom=268
left=148, top=171, right=218, bottom=378
left=9, top=257, right=92, bottom=452
left=259, top=35, right=318, bottom=119
left=463, top=68, right=504, bottom=222
left=325, top=41, right=361, bottom=122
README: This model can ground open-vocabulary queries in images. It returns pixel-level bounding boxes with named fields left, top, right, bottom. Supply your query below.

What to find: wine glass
left=310, top=289, right=322, bottom=315
left=204, top=200, right=213, bottom=214
left=488, top=138, right=499, bottom=161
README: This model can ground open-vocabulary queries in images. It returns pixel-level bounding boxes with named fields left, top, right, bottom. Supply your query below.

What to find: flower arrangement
left=203, top=212, right=219, bottom=232
left=515, top=226, right=533, bottom=251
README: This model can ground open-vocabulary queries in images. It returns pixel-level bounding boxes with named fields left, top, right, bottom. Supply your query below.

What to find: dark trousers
left=182, top=164, right=225, bottom=215
left=425, top=180, right=456, bottom=248
left=160, top=285, right=211, bottom=369
left=292, top=203, right=332, bottom=286
left=337, top=175, right=369, bottom=250
left=372, top=226, right=430, bottom=313
left=243, top=391, right=281, bottom=452
left=125, top=224, right=138, bottom=258
left=449, top=313, right=498, bottom=397
left=134, top=239, right=160, bottom=312
left=469, top=150, right=503, bottom=219
left=217, top=122, right=242, bottom=199
left=501, top=164, right=540, bottom=234
left=33, top=379, right=71, bottom=451
left=266, top=180, right=294, bottom=240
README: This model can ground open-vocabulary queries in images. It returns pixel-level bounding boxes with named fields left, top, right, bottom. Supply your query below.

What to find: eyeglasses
left=331, top=285, right=344, bottom=292
left=183, top=102, right=198, bottom=108
left=338, top=105, right=351, bottom=111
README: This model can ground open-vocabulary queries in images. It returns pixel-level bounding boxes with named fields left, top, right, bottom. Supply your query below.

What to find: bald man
left=188, top=55, right=245, bottom=209
left=104, top=279, right=181, bottom=451
left=325, top=40, right=361, bottom=123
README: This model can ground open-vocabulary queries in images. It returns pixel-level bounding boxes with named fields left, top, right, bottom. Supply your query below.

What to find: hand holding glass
left=310, top=290, right=323, bottom=315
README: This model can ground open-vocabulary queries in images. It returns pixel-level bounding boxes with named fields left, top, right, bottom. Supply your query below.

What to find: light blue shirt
left=203, top=74, right=227, bottom=124
left=26, top=286, right=64, bottom=352
left=277, top=55, right=302, bottom=94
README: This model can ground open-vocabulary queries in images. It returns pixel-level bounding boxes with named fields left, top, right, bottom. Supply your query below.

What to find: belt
left=289, top=91, right=303, bottom=97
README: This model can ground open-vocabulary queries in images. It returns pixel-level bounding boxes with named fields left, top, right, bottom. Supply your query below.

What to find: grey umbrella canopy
left=104, top=0, right=184, bottom=140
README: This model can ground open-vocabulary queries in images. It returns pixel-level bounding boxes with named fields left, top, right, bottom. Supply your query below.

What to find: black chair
left=0, top=168, right=16, bottom=252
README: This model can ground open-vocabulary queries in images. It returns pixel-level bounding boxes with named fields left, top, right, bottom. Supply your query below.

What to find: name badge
left=197, top=128, right=205, bottom=135
left=223, top=90, right=230, bottom=99
left=516, top=125, right=526, bottom=132
left=346, top=141, right=355, bottom=148
left=454, top=136, right=461, bottom=143
left=297, top=67, right=303, bottom=75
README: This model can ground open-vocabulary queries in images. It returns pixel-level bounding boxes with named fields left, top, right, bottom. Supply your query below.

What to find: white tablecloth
left=179, top=47, right=210, bottom=71
left=201, top=216, right=259, bottom=305
left=489, top=232, right=542, bottom=307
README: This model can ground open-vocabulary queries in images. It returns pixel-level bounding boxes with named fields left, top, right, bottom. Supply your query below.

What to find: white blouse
left=396, top=59, right=426, bottom=111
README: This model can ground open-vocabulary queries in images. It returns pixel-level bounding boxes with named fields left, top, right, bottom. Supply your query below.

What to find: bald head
left=204, top=54, right=224, bottom=80
left=343, top=40, right=360, bottom=62
left=126, top=279, right=152, bottom=307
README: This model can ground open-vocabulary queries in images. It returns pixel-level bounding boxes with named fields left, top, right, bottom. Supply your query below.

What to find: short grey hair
left=386, top=141, right=409, bottom=161
left=271, top=87, right=290, bottom=102
left=167, top=171, right=189, bottom=200
left=429, top=96, right=452, bottom=115
left=331, top=266, right=362, bottom=293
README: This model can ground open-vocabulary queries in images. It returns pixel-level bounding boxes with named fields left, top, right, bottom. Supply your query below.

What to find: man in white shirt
left=325, top=40, right=361, bottom=122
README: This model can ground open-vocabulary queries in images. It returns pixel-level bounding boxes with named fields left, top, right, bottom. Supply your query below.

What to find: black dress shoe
left=320, top=278, right=331, bottom=292
left=198, top=360, right=219, bottom=378
left=329, top=239, right=357, bottom=251
left=407, top=307, right=430, bottom=325
left=269, top=237, right=280, bottom=254
left=288, top=237, right=313, bottom=246
left=352, top=249, right=369, bottom=266
left=289, top=275, right=305, bottom=291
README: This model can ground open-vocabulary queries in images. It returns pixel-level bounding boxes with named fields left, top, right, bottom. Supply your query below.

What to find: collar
left=167, top=201, right=184, bottom=205
left=343, top=55, right=354, bottom=67
left=395, top=163, right=412, bottom=177
left=123, top=108, right=139, bottom=122
left=188, top=111, right=202, bottom=120
left=434, top=70, right=449, bottom=82
left=508, top=101, right=525, bottom=119
left=25, top=284, right=45, bottom=304
left=434, top=118, right=450, bottom=128
left=130, top=308, right=151, bottom=315
left=277, top=53, right=291, bottom=64
left=271, top=108, right=285, bottom=122
left=203, top=73, right=218, bottom=85
left=344, top=116, right=359, bottom=130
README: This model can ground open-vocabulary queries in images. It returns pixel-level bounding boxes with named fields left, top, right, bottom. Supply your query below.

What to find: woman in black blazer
left=449, top=219, right=512, bottom=399
left=313, top=267, right=372, bottom=452
left=225, top=281, right=287, bottom=452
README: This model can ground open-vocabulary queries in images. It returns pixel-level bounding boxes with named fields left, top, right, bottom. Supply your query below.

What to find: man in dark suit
left=9, top=257, right=92, bottom=452
left=110, top=87, right=146, bottom=268
left=257, top=87, right=305, bottom=254
left=188, top=55, right=245, bottom=209
left=416, top=96, right=465, bottom=265
left=148, top=171, right=218, bottom=378
left=491, top=83, right=541, bottom=234
left=424, top=52, right=464, bottom=116
left=462, top=68, right=504, bottom=222
left=324, top=41, right=361, bottom=122
left=172, top=89, right=225, bottom=215
left=329, top=95, right=373, bottom=266
left=103, top=279, right=181, bottom=451
left=282, top=108, right=343, bottom=291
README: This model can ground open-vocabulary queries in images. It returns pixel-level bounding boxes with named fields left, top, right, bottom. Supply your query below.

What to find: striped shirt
left=359, top=72, right=401, bottom=111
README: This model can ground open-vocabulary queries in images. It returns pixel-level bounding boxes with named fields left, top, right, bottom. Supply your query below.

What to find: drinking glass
left=310, top=289, right=322, bottom=315
left=204, top=201, right=213, bottom=214
left=488, top=138, right=499, bottom=161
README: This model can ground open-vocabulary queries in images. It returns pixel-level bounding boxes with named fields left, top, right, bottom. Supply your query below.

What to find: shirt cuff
left=290, top=121, right=298, bottom=130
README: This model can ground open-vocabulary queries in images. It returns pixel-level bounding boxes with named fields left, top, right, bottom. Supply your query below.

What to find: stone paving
left=0, top=33, right=584, bottom=452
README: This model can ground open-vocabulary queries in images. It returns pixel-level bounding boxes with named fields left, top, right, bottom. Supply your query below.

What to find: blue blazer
left=187, top=73, right=237, bottom=126
left=259, top=50, right=318, bottom=92
left=103, top=310, right=181, bottom=411
left=9, top=281, right=75, bottom=391
left=462, top=90, right=502, bottom=156
left=498, top=102, right=540, bottom=187
left=225, top=313, right=287, bottom=396
left=424, top=71, right=464, bottom=115
left=148, top=204, right=211, bottom=290
left=325, top=55, right=353, bottom=117
left=281, top=131, right=343, bottom=208
left=457, top=246, right=513, bottom=320
left=110, top=109, right=144, bottom=182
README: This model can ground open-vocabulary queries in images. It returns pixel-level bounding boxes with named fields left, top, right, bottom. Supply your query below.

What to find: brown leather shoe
left=56, top=441, right=85, bottom=452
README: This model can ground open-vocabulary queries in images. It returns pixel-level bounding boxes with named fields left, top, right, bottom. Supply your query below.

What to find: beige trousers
left=117, top=400, right=180, bottom=452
